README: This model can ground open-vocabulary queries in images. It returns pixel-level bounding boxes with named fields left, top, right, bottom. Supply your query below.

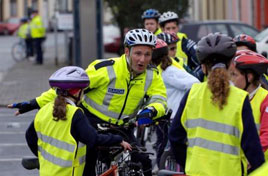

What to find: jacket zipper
left=116, top=75, right=134, bottom=124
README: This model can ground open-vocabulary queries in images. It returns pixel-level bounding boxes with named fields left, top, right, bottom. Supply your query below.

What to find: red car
left=103, top=24, right=121, bottom=54
left=0, top=17, right=20, bottom=35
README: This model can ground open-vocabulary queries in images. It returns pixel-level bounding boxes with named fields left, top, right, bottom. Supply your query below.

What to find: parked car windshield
left=255, top=28, right=268, bottom=42
left=7, top=17, right=20, bottom=24
left=229, top=24, right=259, bottom=37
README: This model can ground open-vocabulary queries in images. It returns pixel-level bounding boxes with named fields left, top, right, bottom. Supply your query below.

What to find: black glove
left=11, top=99, right=39, bottom=114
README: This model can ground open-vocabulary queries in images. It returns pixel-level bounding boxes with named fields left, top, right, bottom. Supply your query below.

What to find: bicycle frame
left=100, top=164, right=118, bottom=176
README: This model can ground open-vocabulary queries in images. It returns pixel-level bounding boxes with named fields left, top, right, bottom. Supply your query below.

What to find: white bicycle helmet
left=159, top=11, right=179, bottom=25
left=49, top=66, right=89, bottom=90
left=124, top=29, right=156, bottom=47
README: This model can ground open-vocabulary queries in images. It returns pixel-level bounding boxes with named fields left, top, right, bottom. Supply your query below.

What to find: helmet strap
left=126, top=47, right=135, bottom=78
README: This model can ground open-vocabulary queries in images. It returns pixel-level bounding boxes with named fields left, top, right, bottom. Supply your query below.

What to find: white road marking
left=0, top=143, right=27, bottom=147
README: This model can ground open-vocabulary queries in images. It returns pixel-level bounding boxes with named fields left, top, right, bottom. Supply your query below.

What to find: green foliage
left=105, top=0, right=189, bottom=30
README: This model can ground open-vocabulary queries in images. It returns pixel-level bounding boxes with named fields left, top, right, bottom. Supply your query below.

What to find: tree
left=104, top=0, right=189, bottom=54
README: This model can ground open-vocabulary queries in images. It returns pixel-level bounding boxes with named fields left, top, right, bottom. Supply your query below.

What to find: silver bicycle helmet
left=159, top=11, right=178, bottom=25
left=196, top=33, right=237, bottom=64
left=49, top=66, right=89, bottom=90
left=124, top=29, right=156, bottom=47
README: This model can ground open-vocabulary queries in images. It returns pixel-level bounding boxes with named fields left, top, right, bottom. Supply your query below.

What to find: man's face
left=228, top=63, right=246, bottom=89
left=162, top=21, right=179, bottom=34
left=144, top=19, right=158, bottom=33
left=168, top=43, right=177, bottom=58
left=125, top=45, right=153, bottom=74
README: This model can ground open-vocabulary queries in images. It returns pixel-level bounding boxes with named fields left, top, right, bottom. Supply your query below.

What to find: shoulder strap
left=94, top=60, right=115, bottom=70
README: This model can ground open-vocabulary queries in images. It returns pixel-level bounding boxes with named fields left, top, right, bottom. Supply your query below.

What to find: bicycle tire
left=159, top=150, right=180, bottom=172
left=11, top=42, right=26, bottom=62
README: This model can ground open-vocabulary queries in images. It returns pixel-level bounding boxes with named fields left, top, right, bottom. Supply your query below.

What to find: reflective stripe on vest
left=37, top=132, right=75, bottom=152
left=250, top=87, right=268, bottom=134
left=188, top=137, right=239, bottom=156
left=39, top=146, right=73, bottom=167
left=186, top=119, right=240, bottom=138
left=84, top=67, right=154, bottom=121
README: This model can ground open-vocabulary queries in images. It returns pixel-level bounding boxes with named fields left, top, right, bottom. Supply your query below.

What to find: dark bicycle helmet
left=141, top=9, right=161, bottom=20
left=233, top=34, right=257, bottom=52
left=233, top=50, right=268, bottom=75
left=152, top=39, right=169, bottom=63
left=124, top=29, right=156, bottom=47
left=49, top=66, right=89, bottom=90
left=20, top=17, right=28, bottom=23
left=157, top=32, right=179, bottom=45
left=196, top=33, right=237, bottom=64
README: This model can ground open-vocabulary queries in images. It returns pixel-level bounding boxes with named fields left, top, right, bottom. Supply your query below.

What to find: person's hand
left=120, top=140, right=132, bottom=151
left=137, top=107, right=156, bottom=125
left=7, top=101, right=32, bottom=116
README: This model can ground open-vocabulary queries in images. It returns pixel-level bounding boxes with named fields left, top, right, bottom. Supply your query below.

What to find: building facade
left=188, top=0, right=268, bottom=30
left=0, top=0, right=72, bottom=27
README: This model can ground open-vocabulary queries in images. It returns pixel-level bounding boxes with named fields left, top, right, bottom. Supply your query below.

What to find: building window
left=10, top=0, right=17, bottom=17
left=32, top=0, right=38, bottom=10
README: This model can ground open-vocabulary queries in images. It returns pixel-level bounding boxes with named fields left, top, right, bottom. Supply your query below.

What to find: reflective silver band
left=188, top=137, right=239, bottom=156
left=37, top=132, right=75, bottom=153
left=147, top=95, right=167, bottom=106
left=186, top=118, right=240, bottom=138
left=256, top=124, right=260, bottom=132
left=79, top=155, right=86, bottom=165
left=103, top=66, right=116, bottom=106
left=144, top=69, right=153, bottom=92
left=39, top=146, right=73, bottom=167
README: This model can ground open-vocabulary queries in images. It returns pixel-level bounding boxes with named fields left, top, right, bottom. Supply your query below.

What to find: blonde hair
left=53, top=95, right=67, bottom=121
left=207, top=67, right=230, bottom=109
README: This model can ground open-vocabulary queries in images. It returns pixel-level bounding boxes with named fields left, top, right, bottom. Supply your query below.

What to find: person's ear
left=247, top=73, right=254, bottom=83
left=201, top=64, right=207, bottom=75
left=125, top=47, right=130, bottom=57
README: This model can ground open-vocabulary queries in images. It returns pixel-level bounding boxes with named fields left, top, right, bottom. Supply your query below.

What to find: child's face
left=144, top=19, right=158, bottom=33
left=162, top=21, right=178, bottom=34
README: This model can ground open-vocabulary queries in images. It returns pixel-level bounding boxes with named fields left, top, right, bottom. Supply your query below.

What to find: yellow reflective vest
left=34, top=102, right=86, bottom=176
left=249, top=161, right=268, bottom=176
left=250, top=87, right=268, bottom=133
left=154, top=28, right=162, bottom=36
left=30, top=15, right=46, bottom=38
left=181, top=82, right=248, bottom=176
left=176, top=32, right=188, bottom=64
left=18, top=23, right=30, bottom=39
left=36, top=54, right=167, bottom=125
left=250, top=87, right=268, bottom=161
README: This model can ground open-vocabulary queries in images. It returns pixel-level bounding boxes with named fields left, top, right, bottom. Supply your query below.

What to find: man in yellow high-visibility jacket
left=30, top=9, right=46, bottom=65
left=8, top=28, right=167, bottom=176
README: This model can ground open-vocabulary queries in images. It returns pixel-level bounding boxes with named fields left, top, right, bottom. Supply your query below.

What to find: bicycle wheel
left=11, top=42, right=26, bottom=62
left=159, top=150, right=181, bottom=172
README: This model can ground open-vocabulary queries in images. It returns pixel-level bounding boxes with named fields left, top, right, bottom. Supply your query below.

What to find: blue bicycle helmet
left=141, top=9, right=161, bottom=20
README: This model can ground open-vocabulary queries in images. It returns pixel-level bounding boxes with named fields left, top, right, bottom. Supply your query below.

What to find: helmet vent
left=67, top=70, right=76, bottom=75
left=215, top=35, right=221, bottom=46
left=144, top=35, right=148, bottom=42
left=206, top=38, right=212, bottom=47
left=137, top=34, right=143, bottom=42
left=129, top=36, right=135, bottom=41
